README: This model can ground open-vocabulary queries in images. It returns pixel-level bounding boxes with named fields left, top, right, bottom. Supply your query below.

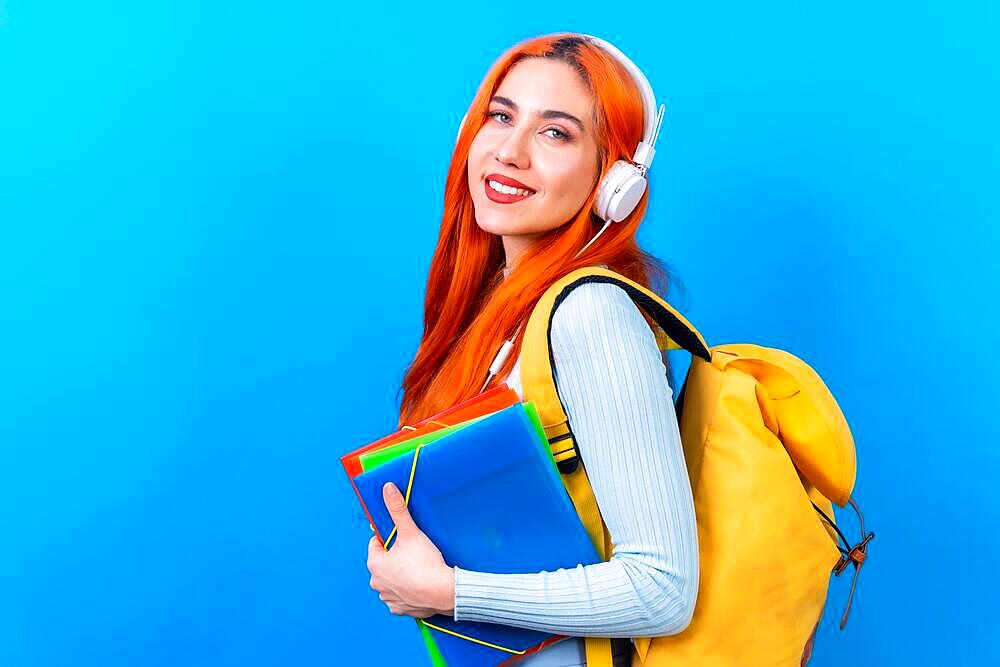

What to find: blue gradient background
left=2, top=1, right=997, bottom=665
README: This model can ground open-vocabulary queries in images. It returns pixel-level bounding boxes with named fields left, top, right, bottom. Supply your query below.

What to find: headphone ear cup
left=593, top=160, right=648, bottom=223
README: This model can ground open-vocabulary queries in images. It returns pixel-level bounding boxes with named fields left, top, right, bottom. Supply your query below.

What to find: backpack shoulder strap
left=517, top=267, right=709, bottom=667
left=519, top=266, right=711, bottom=472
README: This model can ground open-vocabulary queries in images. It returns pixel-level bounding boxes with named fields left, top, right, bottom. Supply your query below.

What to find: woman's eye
left=485, top=111, right=571, bottom=141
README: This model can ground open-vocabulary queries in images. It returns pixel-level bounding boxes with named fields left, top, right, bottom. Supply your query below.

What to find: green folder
left=359, top=413, right=493, bottom=472
left=420, top=621, right=446, bottom=667
left=359, top=401, right=554, bottom=475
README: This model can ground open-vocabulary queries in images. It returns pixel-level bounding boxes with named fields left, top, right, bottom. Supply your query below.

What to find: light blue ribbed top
left=451, top=281, right=700, bottom=667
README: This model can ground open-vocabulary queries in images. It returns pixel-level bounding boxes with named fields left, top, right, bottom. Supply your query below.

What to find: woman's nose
left=494, top=126, right=532, bottom=169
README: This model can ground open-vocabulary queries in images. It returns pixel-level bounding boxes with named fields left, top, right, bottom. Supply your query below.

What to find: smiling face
left=466, top=57, right=601, bottom=271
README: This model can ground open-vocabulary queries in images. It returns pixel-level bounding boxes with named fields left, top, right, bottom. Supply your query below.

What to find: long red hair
left=397, top=32, right=683, bottom=427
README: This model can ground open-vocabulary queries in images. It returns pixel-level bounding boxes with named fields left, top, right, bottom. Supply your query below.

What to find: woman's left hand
left=366, top=482, right=456, bottom=618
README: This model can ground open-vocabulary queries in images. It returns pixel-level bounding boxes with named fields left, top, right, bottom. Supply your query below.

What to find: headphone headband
left=576, top=33, right=662, bottom=162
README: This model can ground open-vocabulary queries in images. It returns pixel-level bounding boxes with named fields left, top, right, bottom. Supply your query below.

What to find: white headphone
left=457, top=33, right=666, bottom=225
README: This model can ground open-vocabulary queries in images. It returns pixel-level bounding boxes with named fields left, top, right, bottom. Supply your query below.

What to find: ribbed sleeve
left=452, top=282, right=700, bottom=641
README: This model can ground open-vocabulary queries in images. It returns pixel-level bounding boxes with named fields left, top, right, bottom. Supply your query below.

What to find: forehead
left=495, top=58, right=594, bottom=123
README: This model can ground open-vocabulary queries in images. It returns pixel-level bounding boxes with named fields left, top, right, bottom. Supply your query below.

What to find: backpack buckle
left=549, top=430, right=581, bottom=475
left=557, top=457, right=581, bottom=474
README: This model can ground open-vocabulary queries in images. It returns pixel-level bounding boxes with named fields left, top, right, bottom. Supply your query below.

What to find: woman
left=365, top=33, right=699, bottom=667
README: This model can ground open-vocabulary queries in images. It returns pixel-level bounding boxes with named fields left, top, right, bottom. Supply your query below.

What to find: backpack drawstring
left=811, top=496, right=874, bottom=630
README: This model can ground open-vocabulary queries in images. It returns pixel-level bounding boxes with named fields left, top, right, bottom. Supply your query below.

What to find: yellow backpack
left=518, top=267, right=874, bottom=667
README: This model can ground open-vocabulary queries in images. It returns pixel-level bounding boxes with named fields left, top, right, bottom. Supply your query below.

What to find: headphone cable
left=479, top=220, right=613, bottom=393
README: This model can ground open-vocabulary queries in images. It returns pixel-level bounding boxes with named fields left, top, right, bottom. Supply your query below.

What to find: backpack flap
left=711, top=344, right=857, bottom=507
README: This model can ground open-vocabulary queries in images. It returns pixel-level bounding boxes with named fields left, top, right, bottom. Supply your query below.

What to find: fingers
left=382, top=482, right=418, bottom=537
left=367, top=535, right=437, bottom=619
left=382, top=599, right=437, bottom=618
left=366, top=535, right=384, bottom=574
left=367, top=534, right=383, bottom=558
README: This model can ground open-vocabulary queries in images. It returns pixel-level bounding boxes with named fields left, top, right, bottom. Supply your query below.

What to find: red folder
left=340, top=384, right=520, bottom=479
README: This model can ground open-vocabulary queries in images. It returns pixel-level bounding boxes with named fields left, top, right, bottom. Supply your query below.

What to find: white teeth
left=488, top=179, right=533, bottom=197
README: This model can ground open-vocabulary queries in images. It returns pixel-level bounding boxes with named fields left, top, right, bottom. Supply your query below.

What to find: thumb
left=368, top=534, right=385, bottom=560
left=383, top=482, right=418, bottom=537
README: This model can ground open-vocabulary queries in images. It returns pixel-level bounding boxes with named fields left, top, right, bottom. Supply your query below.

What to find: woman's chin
left=474, top=213, right=526, bottom=237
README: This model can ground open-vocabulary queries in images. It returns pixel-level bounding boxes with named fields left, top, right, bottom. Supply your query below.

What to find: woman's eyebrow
left=491, top=95, right=585, bottom=132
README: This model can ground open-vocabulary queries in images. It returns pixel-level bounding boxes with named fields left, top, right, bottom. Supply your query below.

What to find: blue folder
left=354, top=402, right=601, bottom=666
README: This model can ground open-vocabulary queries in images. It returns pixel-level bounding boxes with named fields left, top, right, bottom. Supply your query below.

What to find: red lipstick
left=484, top=173, right=536, bottom=204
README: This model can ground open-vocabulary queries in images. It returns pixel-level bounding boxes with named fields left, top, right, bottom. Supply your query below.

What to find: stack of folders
left=341, top=385, right=602, bottom=666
